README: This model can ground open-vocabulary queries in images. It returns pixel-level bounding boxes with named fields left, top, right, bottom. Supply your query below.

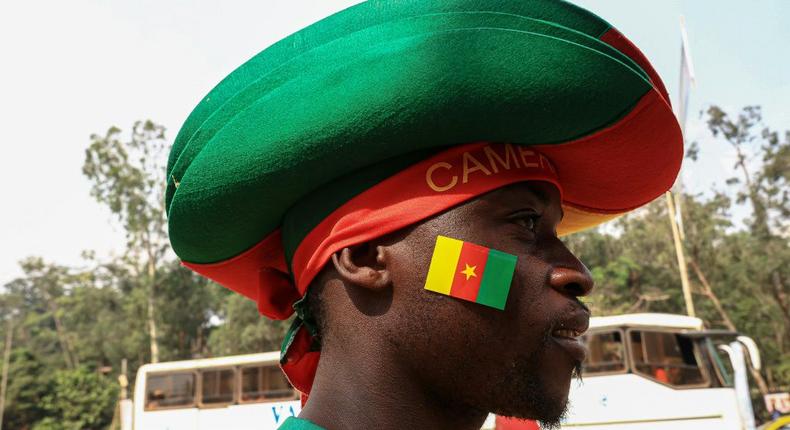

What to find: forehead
left=482, top=181, right=561, bottom=208
left=458, top=181, right=563, bottom=217
left=408, top=181, right=562, bottom=235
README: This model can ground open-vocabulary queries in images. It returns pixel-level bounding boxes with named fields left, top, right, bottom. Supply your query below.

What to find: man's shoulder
left=278, top=417, right=326, bottom=430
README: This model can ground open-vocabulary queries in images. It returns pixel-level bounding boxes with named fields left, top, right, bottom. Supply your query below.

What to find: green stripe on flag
left=476, top=249, right=517, bottom=310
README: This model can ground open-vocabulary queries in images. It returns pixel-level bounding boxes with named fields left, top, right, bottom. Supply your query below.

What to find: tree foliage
left=1, top=349, right=49, bottom=430
left=83, top=120, right=170, bottom=363
left=32, top=368, right=118, bottom=430
left=208, top=294, right=291, bottom=356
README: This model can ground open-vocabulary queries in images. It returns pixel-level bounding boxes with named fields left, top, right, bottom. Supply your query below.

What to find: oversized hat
left=166, top=0, right=682, bottom=396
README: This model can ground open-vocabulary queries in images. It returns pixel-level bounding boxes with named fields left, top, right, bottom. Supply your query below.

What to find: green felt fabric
left=169, top=12, right=644, bottom=194
left=167, top=12, right=645, bottom=212
left=167, top=0, right=612, bottom=178
left=277, top=417, right=325, bottom=430
left=167, top=0, right=652, bottom=264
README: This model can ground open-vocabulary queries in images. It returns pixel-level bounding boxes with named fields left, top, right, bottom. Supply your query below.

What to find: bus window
left=145, top=372, right=196, bottom=410
left=703, top=337, right=734, bottom=387
left=582, top=331, right=626, bottom=375
left=200, top=368, right=235, bottom=406
left=240, top=365, right=298, bottom=403
left=629, top=331, right=707, bottom=387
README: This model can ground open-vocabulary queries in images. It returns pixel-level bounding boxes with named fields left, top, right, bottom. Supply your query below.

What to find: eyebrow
left=528, top=186, right=551, bottom=206
left=529, top=184, right=565, bottom=221
left=490, top=183, right=564, bottom=220
left=517, top=185, right=564, bottom=218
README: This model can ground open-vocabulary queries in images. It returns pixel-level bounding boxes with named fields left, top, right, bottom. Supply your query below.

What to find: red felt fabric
left=280, top=325, right=320, bottom=395
left=537, top=89, right=681, bottom=215
left=182, top=230, right=300, bottom=320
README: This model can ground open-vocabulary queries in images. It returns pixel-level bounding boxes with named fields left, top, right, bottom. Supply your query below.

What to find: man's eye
left=514, top=215, right=539, bottom=232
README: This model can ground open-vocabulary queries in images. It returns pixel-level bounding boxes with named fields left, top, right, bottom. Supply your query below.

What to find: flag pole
left=666, top=191, right=695, bottom=316
left=0, top=320, right=14, bottom=430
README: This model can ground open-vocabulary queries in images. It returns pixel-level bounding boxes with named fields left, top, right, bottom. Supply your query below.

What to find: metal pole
left=665, top=191, right=695, bottom=317
left=120, top=359, right=128, bottom=400
left=0, top=320, right=15, bottom=430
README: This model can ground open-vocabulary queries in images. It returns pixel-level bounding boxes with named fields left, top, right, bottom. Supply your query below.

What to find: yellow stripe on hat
left=558, top=204, right=625, bottom=237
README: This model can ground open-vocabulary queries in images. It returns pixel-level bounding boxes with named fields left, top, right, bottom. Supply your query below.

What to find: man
left=165, top=1, right=681, bottom=429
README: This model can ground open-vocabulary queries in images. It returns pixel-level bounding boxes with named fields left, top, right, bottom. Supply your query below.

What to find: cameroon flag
left=424, top=236, right=518, bottom=310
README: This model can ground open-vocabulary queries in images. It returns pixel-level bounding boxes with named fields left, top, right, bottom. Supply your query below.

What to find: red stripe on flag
left=449, top=241, right=490, bottom=302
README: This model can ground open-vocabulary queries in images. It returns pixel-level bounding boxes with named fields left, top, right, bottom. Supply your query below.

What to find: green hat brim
left=167, top=0, right=617, bottom=178
left=167, top=12, right=649, bottom=210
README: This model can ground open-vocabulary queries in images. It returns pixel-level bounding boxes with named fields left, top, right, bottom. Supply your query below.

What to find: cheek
left=384, top=242, right=501, bottom=361
left=509, top=255, right=551, bottom=318
left=387, top=244, right=550, bottom=361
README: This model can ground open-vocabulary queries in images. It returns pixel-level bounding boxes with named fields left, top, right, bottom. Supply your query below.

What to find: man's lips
left=550, top=310, right=590, bottom=362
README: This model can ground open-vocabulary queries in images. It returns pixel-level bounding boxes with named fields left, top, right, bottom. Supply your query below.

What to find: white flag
left=673, top=16, right=696, bottom=239
left=677, top=15, right=696, bottom=133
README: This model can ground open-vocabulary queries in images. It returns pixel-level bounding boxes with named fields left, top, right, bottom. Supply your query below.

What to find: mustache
left=541, top=308, right=586, bottom=380
left=573, top=296, right=590, bottom=313
left=540, top=325, right=584, bottom=381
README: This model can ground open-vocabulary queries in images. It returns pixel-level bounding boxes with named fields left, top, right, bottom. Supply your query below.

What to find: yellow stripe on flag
left=424, top=236, right=463, bottom=295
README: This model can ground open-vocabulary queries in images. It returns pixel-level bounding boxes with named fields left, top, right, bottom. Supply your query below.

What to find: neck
left=298, top=339, right=488, bottom=430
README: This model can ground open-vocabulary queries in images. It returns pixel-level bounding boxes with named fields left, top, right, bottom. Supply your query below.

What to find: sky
left=1, top=0, right=788, bottom=286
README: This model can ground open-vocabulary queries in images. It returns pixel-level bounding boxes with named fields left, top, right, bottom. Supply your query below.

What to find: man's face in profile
left=379, top=181, right=592, bottom=426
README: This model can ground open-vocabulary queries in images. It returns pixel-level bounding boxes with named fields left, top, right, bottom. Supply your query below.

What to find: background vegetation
left=0, top=106, right=787, bottom=429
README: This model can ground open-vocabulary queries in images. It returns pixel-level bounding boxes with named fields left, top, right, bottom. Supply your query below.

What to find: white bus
left=127, top=349, right=497, bottom=430
left=130, top=351, right=300, bottom=430
left=561, top=313, right=761, bottom=429
left=126, top=313, right=761, bottom=430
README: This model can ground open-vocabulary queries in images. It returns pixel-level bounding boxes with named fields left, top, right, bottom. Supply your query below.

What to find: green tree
left=0, top=349, right=50, bottom=430
left=567, top=104, right=789, bottom=402
left=82, top=121, right=169, bottom=363
left=208, top=294, right=291, bottom=356
left=694, top=105, right=790, bottom=390
left=33, top=368, right=117, bottom=430
left=157, top=262, right=225, bottom=360
left=566, top=200, right=684, bottom=316
left=2, top=260, right=76, bottom=372
left=57, top=262, right=149, bottom=374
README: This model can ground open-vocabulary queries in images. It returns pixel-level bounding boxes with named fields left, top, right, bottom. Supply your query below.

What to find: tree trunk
left=770, top=271, right=790, bottom=352
left=688, top=259, right=770, bottom=397
left=689, top=260, right=736, bottom=331
left=147, top=258, right=159, bottom=363
left=0, top=320, right=14, bottom=430
left=47, top=298, right=77, bottom=369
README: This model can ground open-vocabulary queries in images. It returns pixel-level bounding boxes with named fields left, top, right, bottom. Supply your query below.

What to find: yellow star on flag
left=460, top=264, right=477, bottom=280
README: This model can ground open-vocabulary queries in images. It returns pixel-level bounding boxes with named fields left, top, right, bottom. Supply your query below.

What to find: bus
left=130, top=351, right=300, bottom=430
left=127, top=349, right=497, bottom=430
left=561, top=313, right=761, bottom=429
left=125, top=313, right=761, bottom=430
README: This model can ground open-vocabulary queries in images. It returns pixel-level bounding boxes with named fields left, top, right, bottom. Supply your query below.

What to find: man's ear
left=331, top=245, right=391, bottom=290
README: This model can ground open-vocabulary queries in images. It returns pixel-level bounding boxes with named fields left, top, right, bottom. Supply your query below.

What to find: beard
left=489, top=320, right=584, bottom=430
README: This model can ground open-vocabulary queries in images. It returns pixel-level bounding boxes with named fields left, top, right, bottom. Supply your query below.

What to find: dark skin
left=299, top=181, right=593, bottom=430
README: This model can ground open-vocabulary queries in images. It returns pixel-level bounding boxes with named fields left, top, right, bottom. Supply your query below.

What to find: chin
left=492, top=399, right=569, bottom=430
left=486, top=369, right=571, bottom=426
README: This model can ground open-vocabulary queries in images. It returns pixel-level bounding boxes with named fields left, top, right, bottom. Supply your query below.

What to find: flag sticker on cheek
left=423, top=235, right=517, bottom=310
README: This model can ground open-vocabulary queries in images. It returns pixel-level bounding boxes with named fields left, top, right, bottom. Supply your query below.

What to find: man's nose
left=548, top=265, right=594, bottom=297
